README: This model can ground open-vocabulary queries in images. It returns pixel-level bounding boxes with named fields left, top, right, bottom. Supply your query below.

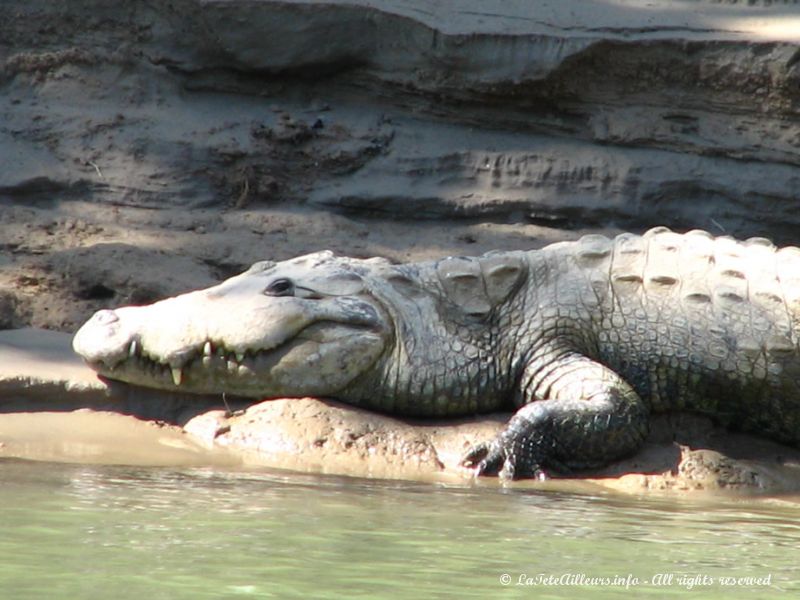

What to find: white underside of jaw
left=111, top=336, right=284, bottom=385
left=106, top=322, right=373, bottom=388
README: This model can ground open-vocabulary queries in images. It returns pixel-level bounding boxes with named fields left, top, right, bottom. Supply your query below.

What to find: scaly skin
left=73, top=227, right=800, bottom=480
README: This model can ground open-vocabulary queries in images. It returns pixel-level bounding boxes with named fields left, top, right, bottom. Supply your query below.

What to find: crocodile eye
left=264, top=278, right=295, bottom=297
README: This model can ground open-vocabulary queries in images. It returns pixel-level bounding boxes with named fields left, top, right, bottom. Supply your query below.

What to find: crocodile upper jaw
left=73, top=289, right=390, bottom=398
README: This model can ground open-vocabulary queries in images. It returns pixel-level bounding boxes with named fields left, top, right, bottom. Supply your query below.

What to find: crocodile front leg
left=463, top=353, right=650, bottom=480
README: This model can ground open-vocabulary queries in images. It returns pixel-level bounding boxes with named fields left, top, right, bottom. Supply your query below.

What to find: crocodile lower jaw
left=91, top=322, right=384, bottom=396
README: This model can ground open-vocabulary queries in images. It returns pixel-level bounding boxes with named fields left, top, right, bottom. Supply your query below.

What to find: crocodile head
left=72, top=251, right=392, bottom=398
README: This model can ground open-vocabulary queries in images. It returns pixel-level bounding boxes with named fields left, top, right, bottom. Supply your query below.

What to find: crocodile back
left=553, top=227, right=800, bottom=443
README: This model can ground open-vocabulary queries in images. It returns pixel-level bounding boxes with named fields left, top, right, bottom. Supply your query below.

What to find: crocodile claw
left=461, top=441, right=494, bottom=472
left=462, top=439, right=549, bottom=481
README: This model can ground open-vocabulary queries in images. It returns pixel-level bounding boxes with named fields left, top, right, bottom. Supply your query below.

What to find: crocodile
left=72, top=227, right=800, bottom=480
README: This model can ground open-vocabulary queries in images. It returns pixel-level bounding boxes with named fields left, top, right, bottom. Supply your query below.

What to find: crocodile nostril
left=93, top=309, right=119, bottom=326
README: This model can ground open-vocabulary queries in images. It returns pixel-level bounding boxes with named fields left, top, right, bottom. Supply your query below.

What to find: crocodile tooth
left=204, top=341, right=212, bottom=356
left=227, top=359, right=238, bottom=373
left=129, top=340, right=138, bottom=357
left=236, top=352, right=245, bottom=362
left=171, top=366, right=183, bottom=386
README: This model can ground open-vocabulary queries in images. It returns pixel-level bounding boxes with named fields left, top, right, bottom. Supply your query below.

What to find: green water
left=0, top=460, right=797, bottom=599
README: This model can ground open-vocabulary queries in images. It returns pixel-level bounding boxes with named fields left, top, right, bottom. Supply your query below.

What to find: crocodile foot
left=462, top=428, right=567, bottom=481
left=462, top=440, right=547, bottom=481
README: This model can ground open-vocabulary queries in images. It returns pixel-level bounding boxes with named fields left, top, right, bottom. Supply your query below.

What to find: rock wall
left=2, top=1, right=799, bottom=233
left=3, top=1, right=800, bottom=329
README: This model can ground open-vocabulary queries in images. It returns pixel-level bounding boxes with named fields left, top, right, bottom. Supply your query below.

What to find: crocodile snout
left=92, top=309, right=120, bottom=326
left=72, top=308, right=133, bottom=366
